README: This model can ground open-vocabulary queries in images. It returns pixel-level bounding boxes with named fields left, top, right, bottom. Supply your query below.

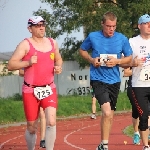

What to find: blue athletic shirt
left=80, top=31, right=133, bottom=84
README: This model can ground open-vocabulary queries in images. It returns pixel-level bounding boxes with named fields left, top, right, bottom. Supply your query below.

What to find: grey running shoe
left=96, top=143, right=108, bottom=150
left=91, top=114, right=96, bottom=119
left=40, top=140, right=46, bottom=148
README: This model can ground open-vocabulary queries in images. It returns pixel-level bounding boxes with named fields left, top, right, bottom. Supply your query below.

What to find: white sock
left=45, top=125, right=56, bottom=150
left=102, top=140, right=108, bottom=148
left=134, top=131, right=140, bottom=136
left=25, top=129, right=37, bottom=150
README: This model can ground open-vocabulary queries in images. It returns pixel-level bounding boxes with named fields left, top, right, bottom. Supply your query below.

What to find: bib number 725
left=34, top=85, right=53, bottom=100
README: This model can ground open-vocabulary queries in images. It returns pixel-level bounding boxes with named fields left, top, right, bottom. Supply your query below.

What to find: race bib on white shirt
left=140, top=68, right=150, bottom=81
left=34, top=85, right=53, bottom=100
left=100, top=54, right=117, bottom=66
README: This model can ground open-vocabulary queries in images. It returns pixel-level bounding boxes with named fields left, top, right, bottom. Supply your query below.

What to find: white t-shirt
left=129, top=35, right=150, bottom=87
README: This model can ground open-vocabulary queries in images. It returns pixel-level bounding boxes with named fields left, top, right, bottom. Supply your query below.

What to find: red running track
left=0, top=112, right=143, bottom=150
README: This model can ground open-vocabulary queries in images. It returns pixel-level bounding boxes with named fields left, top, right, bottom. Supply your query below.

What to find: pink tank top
left=22, top=38, right=56, bottom=93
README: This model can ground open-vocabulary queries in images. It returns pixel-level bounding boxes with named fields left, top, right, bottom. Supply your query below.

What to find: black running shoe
left=40, top=140, right=46, bottom=148
left=96, top=143, right=108, bottom=150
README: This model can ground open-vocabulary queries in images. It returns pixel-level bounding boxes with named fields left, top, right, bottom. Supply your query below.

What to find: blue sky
left=0, top=0, right=83, bottom=53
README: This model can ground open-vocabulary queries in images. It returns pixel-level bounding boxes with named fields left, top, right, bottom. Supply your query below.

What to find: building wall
left=62, top=61, right=80, bottom=71
left=0, top=61, right=80, bottom=75
left=0, top=75, right=23, bottom=98
left=0, top=68, right=128, bottom=98
left=0, top=61, right=128, bottom=98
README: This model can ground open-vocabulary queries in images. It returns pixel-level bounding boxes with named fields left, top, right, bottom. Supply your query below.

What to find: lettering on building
left=71, top=74, right=88, bottom=81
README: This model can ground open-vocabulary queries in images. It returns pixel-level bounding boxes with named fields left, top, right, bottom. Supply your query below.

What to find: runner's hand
left=91, top=57, right=101, bottom=67
left=54, top=66, right=62, bottom=74
left=123, top=67, right=132, bottom=77
left=133, top=56, right=144, bottom=67
left=29, top=52, right=37, bottom=66
left=104, top=56, right=118, bottom=67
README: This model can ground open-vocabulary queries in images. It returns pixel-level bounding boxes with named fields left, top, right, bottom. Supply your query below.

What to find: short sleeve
left=122, top=37, right=133, bottom=57
left=80, top=34, right=92, bottom=51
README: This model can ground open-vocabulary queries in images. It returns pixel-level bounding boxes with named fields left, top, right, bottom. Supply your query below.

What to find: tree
left=34, top=0, right=150, bottom=68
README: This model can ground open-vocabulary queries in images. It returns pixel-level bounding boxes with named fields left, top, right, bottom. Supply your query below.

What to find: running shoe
left=40, top=140, right=46, bottom=148
left=143, top=145, right=150, bottom=150
left=91, top=114, right=96, bottom=119
left=96, top=143, right=108, bottom=150
left=133, top=133, right=140, bottom=145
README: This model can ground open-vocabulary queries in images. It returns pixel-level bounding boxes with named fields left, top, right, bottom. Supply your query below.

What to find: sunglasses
left=30, top=23, right=46, bottom=28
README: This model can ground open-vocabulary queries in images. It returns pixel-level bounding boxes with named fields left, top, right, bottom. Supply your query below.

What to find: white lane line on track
left=0, top=135, right=23, bottom=149
left=64, top=124, right=99, bottom=150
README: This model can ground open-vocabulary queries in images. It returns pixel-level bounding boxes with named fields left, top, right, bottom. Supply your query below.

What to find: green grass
left=0, top=92, right=132, bottom=125
left=116, top=92, right=132, bottom=111
left=0, top=100, right=25, bottom=124
left=57, top=95, right=99, bottom=117
left=123, top=125, right=134, bottom=137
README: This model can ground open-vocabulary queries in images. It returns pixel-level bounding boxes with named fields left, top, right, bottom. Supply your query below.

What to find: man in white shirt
left=129, top=14, right=150, bottom=150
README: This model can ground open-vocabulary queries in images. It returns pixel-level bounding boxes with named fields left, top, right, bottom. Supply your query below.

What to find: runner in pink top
left=7, top=16, right=63, bottom=150
left=22, top=38, right=56, bottom=90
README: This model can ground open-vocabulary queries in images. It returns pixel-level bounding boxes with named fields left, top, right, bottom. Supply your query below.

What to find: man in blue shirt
left=79, top=11, right=132, bottom=150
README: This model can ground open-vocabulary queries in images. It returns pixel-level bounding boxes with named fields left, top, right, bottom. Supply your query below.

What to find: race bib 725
left=34, top=85, right=53, bottom=100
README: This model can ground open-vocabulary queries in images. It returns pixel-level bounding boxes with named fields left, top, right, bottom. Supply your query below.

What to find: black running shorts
left=92, top=80, right=120, bottom=111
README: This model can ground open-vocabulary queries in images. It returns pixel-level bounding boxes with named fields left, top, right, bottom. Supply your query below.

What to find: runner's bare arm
left=19, top=69, right=24, bottom=77
left=7, top=40, right=30, bottom=71
left=115, top=55, right=132, bottom=65
left=53, top=40, right=63, bottom=66
left=79, top=49, right=101, bottom=67
left=79, top=49, right=94, bottom=63
left=119, top=55, right=139, bottom=68
left=119, top=55, right=131, bottom=68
